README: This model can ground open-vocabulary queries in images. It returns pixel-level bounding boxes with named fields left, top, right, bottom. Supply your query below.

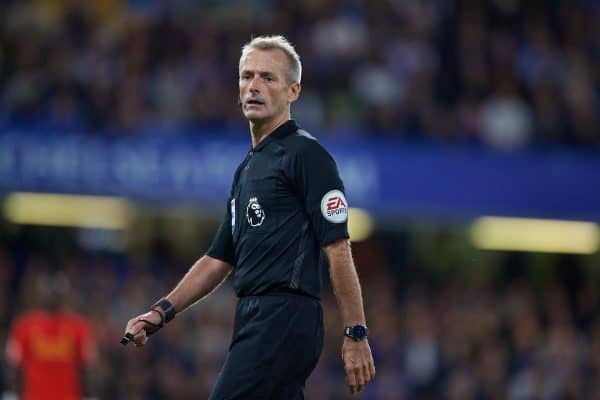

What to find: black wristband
left=152, top=298, right=176, bottom=324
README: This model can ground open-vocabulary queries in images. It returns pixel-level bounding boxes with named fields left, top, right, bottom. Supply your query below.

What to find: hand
left=342, top=338, right=375, bottom=396
left=123, top=310, right=163, bottom=347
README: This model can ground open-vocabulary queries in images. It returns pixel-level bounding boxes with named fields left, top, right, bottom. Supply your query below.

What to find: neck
left=249, top=112, right=290, bottom=148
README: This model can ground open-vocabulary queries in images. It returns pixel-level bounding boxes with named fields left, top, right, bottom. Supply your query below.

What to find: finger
left=369, top=358, right=376, bottom=379
left=125, top=319, right=138, bottom=335
left=345, top=363, right=357, bottom=394
left=135, top=334, right=148, bottom=347
left=126, top=319, right=148, bottom=336
left=363, top=363, right=372, bottom=384
left=353, top=361, right=366, bottom=395
left=125, top=318, right=143, bottom=336
left=353, top=377, right=364, bottom=394
left=133, top=328, right=147, bottom=344
left=123, top=319, right=145, bottom=346
left=354, top=362, right=366, bottom=387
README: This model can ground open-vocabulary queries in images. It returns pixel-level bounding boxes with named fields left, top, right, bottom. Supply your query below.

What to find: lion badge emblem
left=246, top=197, right=265, bottom=227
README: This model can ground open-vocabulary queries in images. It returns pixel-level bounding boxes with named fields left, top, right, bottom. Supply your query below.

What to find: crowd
left=0, top=0, right=598, bottom=149
left=1, top=229, right=599, bottom=399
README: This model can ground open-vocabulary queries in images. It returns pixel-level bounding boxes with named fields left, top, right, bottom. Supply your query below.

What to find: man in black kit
left=123, top=35, right=375, bottom=399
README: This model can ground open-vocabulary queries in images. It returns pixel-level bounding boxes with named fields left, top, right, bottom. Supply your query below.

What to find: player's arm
left=323, top=238, right=375, bottom=396
left=123, top=256, right=231, bottom=346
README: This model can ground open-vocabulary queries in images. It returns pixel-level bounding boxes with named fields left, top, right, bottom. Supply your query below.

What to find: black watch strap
left=152, top=298, right=176, bottom=324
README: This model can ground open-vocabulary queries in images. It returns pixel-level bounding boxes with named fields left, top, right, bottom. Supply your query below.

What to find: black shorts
left=209, top=292, right=324, bottom=400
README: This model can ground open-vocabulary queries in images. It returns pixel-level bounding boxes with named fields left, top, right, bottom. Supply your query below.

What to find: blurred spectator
left=4, top=271, right=97, bottom=400
left=479, top=74, right=533, bottom=150
left=0, top=0, right=596, bottom=148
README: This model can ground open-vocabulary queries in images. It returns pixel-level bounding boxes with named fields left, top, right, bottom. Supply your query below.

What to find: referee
left=123, top=35, right=375, bottom=399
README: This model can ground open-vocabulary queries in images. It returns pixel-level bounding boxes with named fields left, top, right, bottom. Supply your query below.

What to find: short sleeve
left=287, top=140, right=350, bottom=246
left=206, top=198, right=235, bottom=265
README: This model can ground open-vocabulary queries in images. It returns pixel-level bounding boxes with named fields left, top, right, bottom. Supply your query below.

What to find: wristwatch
left=344, top=325, right=369, bottom=341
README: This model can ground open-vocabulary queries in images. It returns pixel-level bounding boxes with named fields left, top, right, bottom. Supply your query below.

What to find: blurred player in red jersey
left=3, top=272, right=97, bottom=400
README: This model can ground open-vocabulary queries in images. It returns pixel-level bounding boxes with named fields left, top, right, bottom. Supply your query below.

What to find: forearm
left=165, top=255, right=231, bottom=313
left=324, top=239, right=366, bottom=326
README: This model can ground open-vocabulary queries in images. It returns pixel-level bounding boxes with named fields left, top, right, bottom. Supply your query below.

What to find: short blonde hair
left=239, top=35, right=302, bottom=84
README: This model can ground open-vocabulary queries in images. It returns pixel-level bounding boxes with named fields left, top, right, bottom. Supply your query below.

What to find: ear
left=288, top=82, right=301, bottom=103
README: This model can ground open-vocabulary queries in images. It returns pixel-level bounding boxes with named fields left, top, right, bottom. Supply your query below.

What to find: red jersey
left=5, top=310, right=96, bottom=400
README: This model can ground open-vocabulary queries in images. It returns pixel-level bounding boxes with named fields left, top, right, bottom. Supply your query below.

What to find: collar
left=253, top=119, right=299, bottom=152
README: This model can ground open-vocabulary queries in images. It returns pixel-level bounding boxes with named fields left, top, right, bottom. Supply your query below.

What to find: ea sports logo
left=320, top=190, right=348, bottom=223
left=246, top=197, right=265, bottom=227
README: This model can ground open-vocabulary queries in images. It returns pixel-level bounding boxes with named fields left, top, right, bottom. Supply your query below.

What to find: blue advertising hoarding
left=1, top=130, right=599, bottom=221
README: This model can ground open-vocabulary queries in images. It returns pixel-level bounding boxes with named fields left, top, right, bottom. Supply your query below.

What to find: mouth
left=245, top=99, right=265, bottom=107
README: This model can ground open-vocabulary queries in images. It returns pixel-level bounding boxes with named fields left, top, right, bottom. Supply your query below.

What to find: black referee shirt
left=207, top=119, right=349, bottom=299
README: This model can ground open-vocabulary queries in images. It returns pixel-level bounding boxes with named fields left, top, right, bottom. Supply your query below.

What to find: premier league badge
left=246, top=197, right=265, bottom=227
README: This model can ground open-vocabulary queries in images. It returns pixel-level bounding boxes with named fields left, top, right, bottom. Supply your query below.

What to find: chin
left=244, top=110, right=270, bottom=121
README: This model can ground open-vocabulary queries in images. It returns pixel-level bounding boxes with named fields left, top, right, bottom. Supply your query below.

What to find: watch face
left=353, top=325, right=366, bottom=338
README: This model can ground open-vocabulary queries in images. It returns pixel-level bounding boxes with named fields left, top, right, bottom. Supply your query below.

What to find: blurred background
left=0, top=0, right=599, bottom=399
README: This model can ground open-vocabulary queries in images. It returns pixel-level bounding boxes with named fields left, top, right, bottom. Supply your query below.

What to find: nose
left=248, top=75, right=260, bottom=94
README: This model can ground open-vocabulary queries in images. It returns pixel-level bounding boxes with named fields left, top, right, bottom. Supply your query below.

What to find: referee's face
left=239, top=49, right=300, bottom=123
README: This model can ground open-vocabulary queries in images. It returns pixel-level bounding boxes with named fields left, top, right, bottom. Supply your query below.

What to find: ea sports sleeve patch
left=320, top=190, right=348, bottom=223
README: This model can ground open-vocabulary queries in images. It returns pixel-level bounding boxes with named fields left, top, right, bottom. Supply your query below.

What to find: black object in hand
left=120, top=332, right=134, bottom=346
